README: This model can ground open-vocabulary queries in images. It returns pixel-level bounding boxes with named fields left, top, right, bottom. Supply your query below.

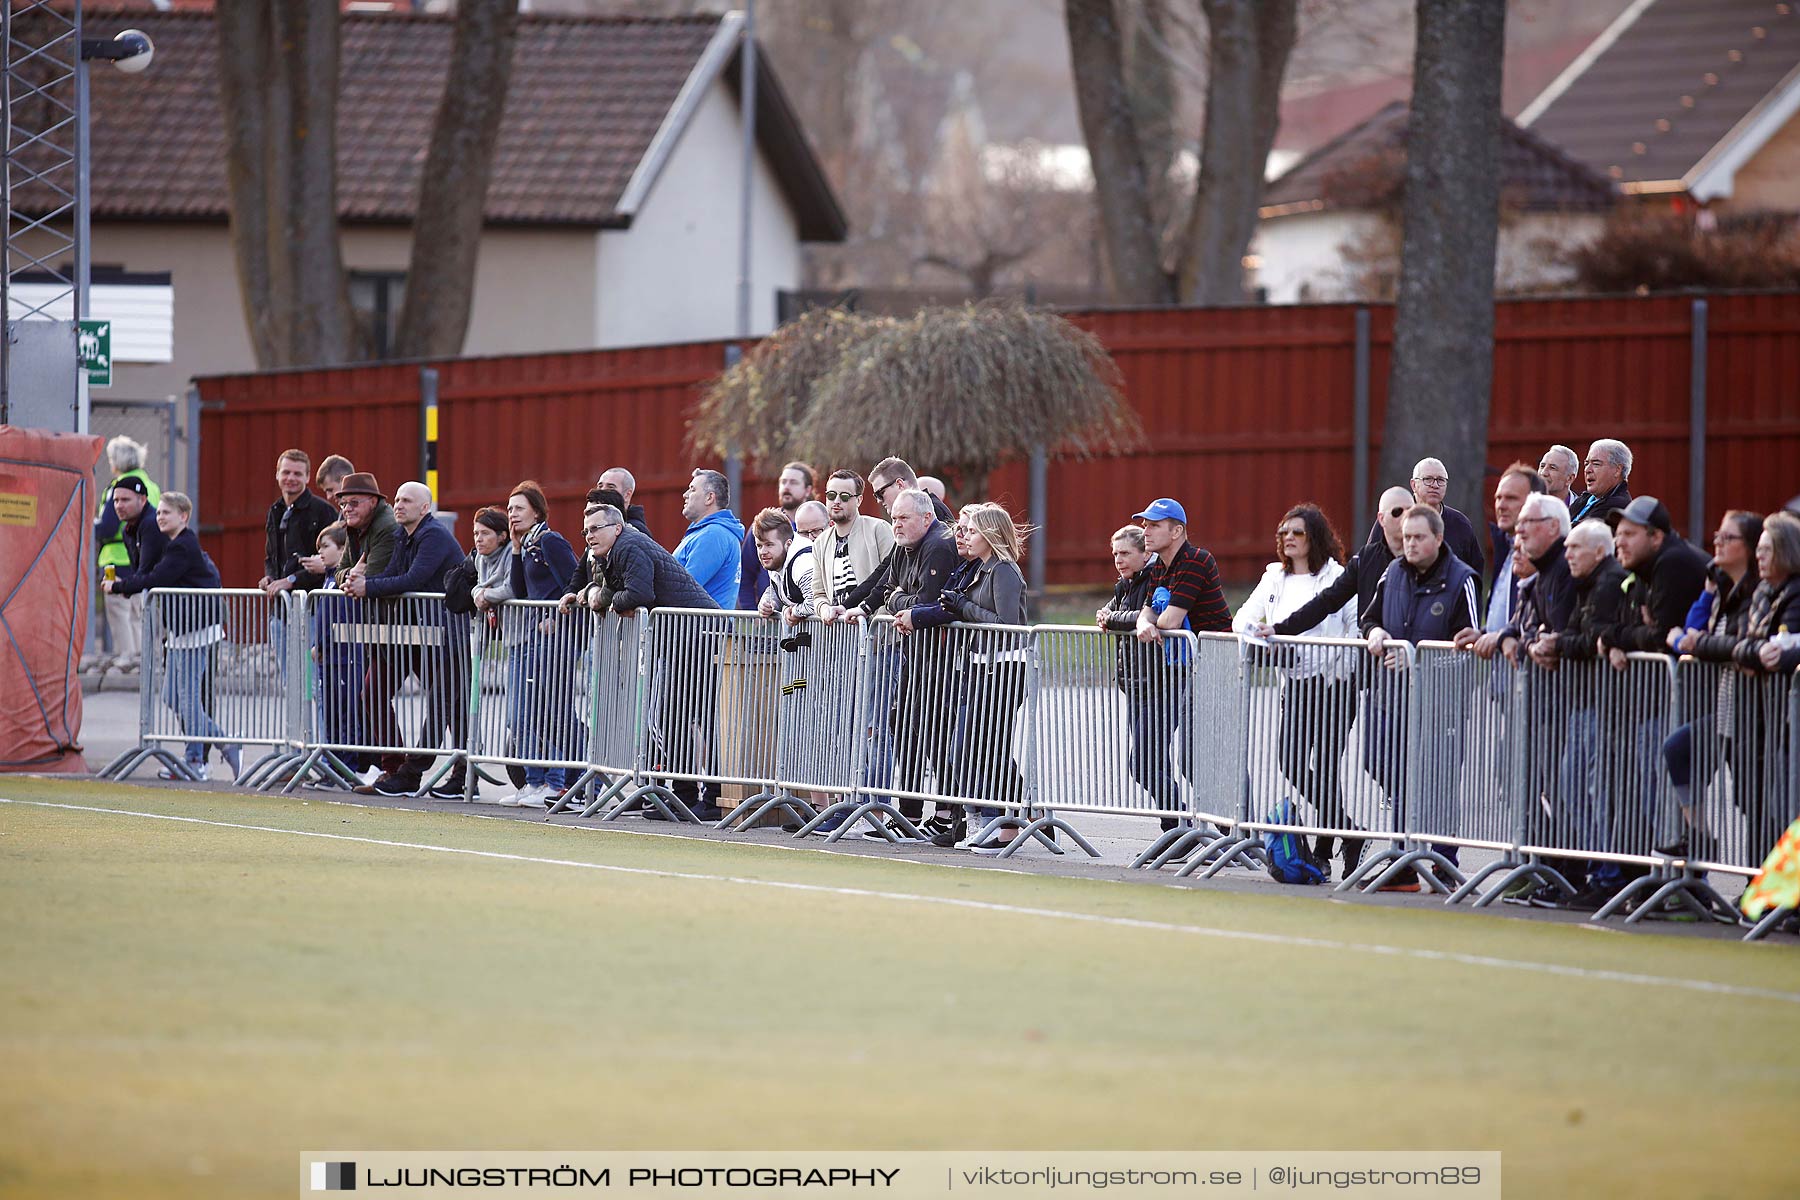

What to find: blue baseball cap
left=1132, top=498, right=1187, bottom=524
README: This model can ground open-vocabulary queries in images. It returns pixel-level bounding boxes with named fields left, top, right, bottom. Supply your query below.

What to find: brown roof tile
left=73, top=7, right=845, bottom=238
left=1522, top=0, right=1800, bottom=188
left=1261, top=100, right=1617, bottom=216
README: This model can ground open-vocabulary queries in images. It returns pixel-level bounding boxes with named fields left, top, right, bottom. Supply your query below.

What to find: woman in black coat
left=103, top=492, right=240, bottom=780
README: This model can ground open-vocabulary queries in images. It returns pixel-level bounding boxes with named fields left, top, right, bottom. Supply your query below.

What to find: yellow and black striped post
left=420, top=366, right=440, bottom=501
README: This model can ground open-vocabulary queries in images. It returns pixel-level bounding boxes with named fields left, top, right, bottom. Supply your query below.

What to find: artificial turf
left=0, top=776, right=1794, bottom=1199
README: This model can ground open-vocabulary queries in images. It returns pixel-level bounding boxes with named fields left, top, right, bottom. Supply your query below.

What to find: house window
left=349, top=270, right=406, bottom=360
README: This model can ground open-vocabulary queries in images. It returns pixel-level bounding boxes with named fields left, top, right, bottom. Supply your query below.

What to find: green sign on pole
left=78, top=319, right=112, bottom=388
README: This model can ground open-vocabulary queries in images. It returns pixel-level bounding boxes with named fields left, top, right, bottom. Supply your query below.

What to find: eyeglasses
left=1713, top=532, right=1743, bottom=544
left=823, top=490, right=858, bottom=502
left=1414, top=476, right=1448, bottom=487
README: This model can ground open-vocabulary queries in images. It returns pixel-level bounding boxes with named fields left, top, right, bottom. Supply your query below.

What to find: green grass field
left=2, top=776, right=1796, bottom=1199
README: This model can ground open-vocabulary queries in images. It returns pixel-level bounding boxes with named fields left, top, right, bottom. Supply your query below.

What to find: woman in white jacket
left=1234, top=503, right=1364, bottom=875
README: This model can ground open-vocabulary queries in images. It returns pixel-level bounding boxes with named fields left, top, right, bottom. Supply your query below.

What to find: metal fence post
left=1352, top=307, right=1371, bottom=536
left=419, top=366, right=440, bottom=500
left=1027, top=445, right=1047, bottom=616
left=183, top=383, right=202, bottom=502
left=1688, top=298, right=1707, bottom=542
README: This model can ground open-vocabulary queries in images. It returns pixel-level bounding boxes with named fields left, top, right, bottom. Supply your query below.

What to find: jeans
left=163, top=644, right=229, bottom=763
left=507, top=639, right=571, bottom=792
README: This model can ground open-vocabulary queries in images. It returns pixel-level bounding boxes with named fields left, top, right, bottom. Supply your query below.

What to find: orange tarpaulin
left=0, top=425, right=102, bottom=772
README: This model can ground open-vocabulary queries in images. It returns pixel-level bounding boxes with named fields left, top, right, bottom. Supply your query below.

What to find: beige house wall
left=1720, top=114, right=1800, bottom=213
left=82, top=222, right=600, bottom=401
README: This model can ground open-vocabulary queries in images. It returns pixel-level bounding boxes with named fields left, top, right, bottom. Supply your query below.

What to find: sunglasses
left=1278, top=527, right=1307, bottom=538
left=1387, top=506, right=1407, bottom=519
left=823, top=490, right=859, bottom=502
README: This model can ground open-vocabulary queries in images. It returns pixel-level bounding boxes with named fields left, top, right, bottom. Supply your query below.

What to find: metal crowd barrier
left=99, top=587, right=300, bottom=784
left=278, top=590, right=469, bottom=795
left=103, top=587, right=1800, bottom=936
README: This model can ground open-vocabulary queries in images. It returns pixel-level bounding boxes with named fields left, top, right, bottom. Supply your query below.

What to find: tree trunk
left=393, top=0, right=521, bottom=360
left=1064, top=0, right=1175, bottom=304
left=215, top=0, right=279, bottom=365
left=216, top=0, right=355, bottom=368
left=1179, top=0, right=1296, bottom=306
left=1378, top=0, right=1506, bottom=522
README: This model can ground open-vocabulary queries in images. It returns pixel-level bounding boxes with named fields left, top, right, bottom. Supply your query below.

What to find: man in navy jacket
left=347, top=482, right=468, bottom=798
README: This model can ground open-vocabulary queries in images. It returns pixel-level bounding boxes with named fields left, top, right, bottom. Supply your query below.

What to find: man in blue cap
left=1130, top=497, right=1231, bottom=831
left=1132, top=497, right=1231, bottom=643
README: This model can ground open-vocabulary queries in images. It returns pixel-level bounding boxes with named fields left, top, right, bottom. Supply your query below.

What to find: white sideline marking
left=6, top=796, right=1797, bottom=1007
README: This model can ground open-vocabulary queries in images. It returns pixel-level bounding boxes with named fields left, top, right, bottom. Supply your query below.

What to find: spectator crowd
left=97, top=436, right=1800, bottom=903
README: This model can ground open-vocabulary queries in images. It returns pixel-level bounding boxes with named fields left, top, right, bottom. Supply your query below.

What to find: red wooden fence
left=196, top=291, right=1800, bottom=588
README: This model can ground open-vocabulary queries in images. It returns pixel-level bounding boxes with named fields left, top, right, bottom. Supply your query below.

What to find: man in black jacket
left=258, top=449, right=338, bottom=597
left=1270, top=485, right=1411, bottom=638
left=1599, top=497, right=1709, bottom=661
left=1483, top=493, right=1576, bottom=660
left=347, top=482, right=469, bottom=798
left=113, top=476, right=170, bottom=581
left=1525, top=522, right=1630, bottom=909
left=1362, top=459, right=1484, bottom=592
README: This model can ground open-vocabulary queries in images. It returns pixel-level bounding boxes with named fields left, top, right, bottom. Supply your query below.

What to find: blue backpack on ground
left=1263, top=800, right=1327, bottom=886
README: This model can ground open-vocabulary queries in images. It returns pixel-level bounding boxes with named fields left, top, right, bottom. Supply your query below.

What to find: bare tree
left=1179, top=0, right=1296, bottom=304
left=216, top=0, right=355, bottom=368
left=393, top=0, right=521, bottom=360
left=216, top=0, right=519, bottom=368
left=1378, top=0, right=1506, bottom=521
left=1065, top=0, right=1175, bottom=303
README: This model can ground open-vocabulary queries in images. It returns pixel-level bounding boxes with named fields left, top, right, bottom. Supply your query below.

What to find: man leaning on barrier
left=841, top=488, right=959, bottom=841
left=346, top=482, right=468, bottom=800
left=1525, top=521, right=1628, bottom=910
left=586, top=503, right=724, bottom=820
left=1362, top=504, right=1480, bottom=891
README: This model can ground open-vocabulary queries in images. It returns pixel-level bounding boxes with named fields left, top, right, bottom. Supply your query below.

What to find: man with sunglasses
left=807, top=470, right=894, bottom=621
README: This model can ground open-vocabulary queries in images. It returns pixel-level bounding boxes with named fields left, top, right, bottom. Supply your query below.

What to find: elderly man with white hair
left=1365, top=456, right=1485, bottom=586
left=92, top=434, right=161, bottom=672
left=346, top=481, right=470, bottom=799
left=1537, top=444, right=1582, bottom=511
left=1570, top=439, right=1633, bottom=525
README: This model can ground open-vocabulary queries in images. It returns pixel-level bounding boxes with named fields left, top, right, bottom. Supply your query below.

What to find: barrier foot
left=720, top=792, right=815, bottom=833
left=1349, top=846, right=1428, bottom=894
left=545, top=769, right=601, bottom=816
left=603, top=783, right=697, bottom=824
left=1000, top=815, right=1094, bottom=858
left=125, top=747, right=201, bottom=783
left=579, top=775, right=632, bottom=819
left=1134, top=825, right=1220, bottom=870
left=236, top=748, right=283, bottom=788
left=1590, top=874, right=1663, bottom=923
left=823, top=801, right=922, bottom=845
left=1621, top=872, right=1738, bottom=926
left=1468, top=860, right=1577, bottom=909
left=793, top=798, right=858, bottom=838
left=313, top=750, right=363, bottom=791
left=1444, top=858, right=1515, bottom=906
left=1172, top=829, right=1245, bottom=877
left=1190, top=836, right=1270, bottom=880
left=98, top=746, right=143, bottom=779
left=275, top=749, right=325, bottom=794
left=246, top=750, right=304, bottom=792
left=1743, top=906, right=1796, bottom=942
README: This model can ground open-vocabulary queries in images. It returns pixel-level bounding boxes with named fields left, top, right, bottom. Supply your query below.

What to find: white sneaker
left=359, top=767, right=381, bottom=785
left=498, top=784, right=549, bottom=808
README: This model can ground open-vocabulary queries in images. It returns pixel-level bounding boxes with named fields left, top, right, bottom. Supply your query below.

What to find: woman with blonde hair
left=913, top=502, right=1032, bottom=850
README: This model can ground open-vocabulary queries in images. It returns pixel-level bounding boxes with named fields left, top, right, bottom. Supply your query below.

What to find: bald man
left=1364, top=457, right=1485, bottom=587
left=348, top=480, right=471, bottom=800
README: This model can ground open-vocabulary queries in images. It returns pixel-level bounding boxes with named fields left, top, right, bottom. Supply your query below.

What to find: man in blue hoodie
left=674, top=468, right=745, bottom=609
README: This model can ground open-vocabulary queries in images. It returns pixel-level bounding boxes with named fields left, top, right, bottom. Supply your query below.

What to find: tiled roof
left=73, top=7, right=845, bottom=238
left=1261, top=100, right=1618, bottom=217
left=1520, top=0, right=1800, bottom=189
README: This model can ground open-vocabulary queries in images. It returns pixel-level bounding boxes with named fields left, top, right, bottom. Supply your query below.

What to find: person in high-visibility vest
left=93, top=435, right=160, bottom=672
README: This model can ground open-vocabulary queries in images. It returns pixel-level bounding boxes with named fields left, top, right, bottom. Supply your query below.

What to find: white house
left=1251, top=101, right=1616, bottom=304
left=69, top=8, right=846, bottom=401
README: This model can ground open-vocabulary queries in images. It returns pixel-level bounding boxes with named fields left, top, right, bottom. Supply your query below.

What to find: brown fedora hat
left=335, top=472, right=384, bottom=500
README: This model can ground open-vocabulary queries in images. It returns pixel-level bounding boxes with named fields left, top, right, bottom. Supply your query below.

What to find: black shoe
left=862, top=817, right=919, bottom=842
left=428, top=775, right=466, bottom=800
left=690, top=803, right=723, bottom=822
left=1526, top=884, right=1573, bottom=909
left=1563, top=886, right=1617, bottom=913
left=1340, top=837, right=1365, bottom=879
left=929, top=816, right=967, bottom=849
left=354, top=772, right=414, bottom=796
